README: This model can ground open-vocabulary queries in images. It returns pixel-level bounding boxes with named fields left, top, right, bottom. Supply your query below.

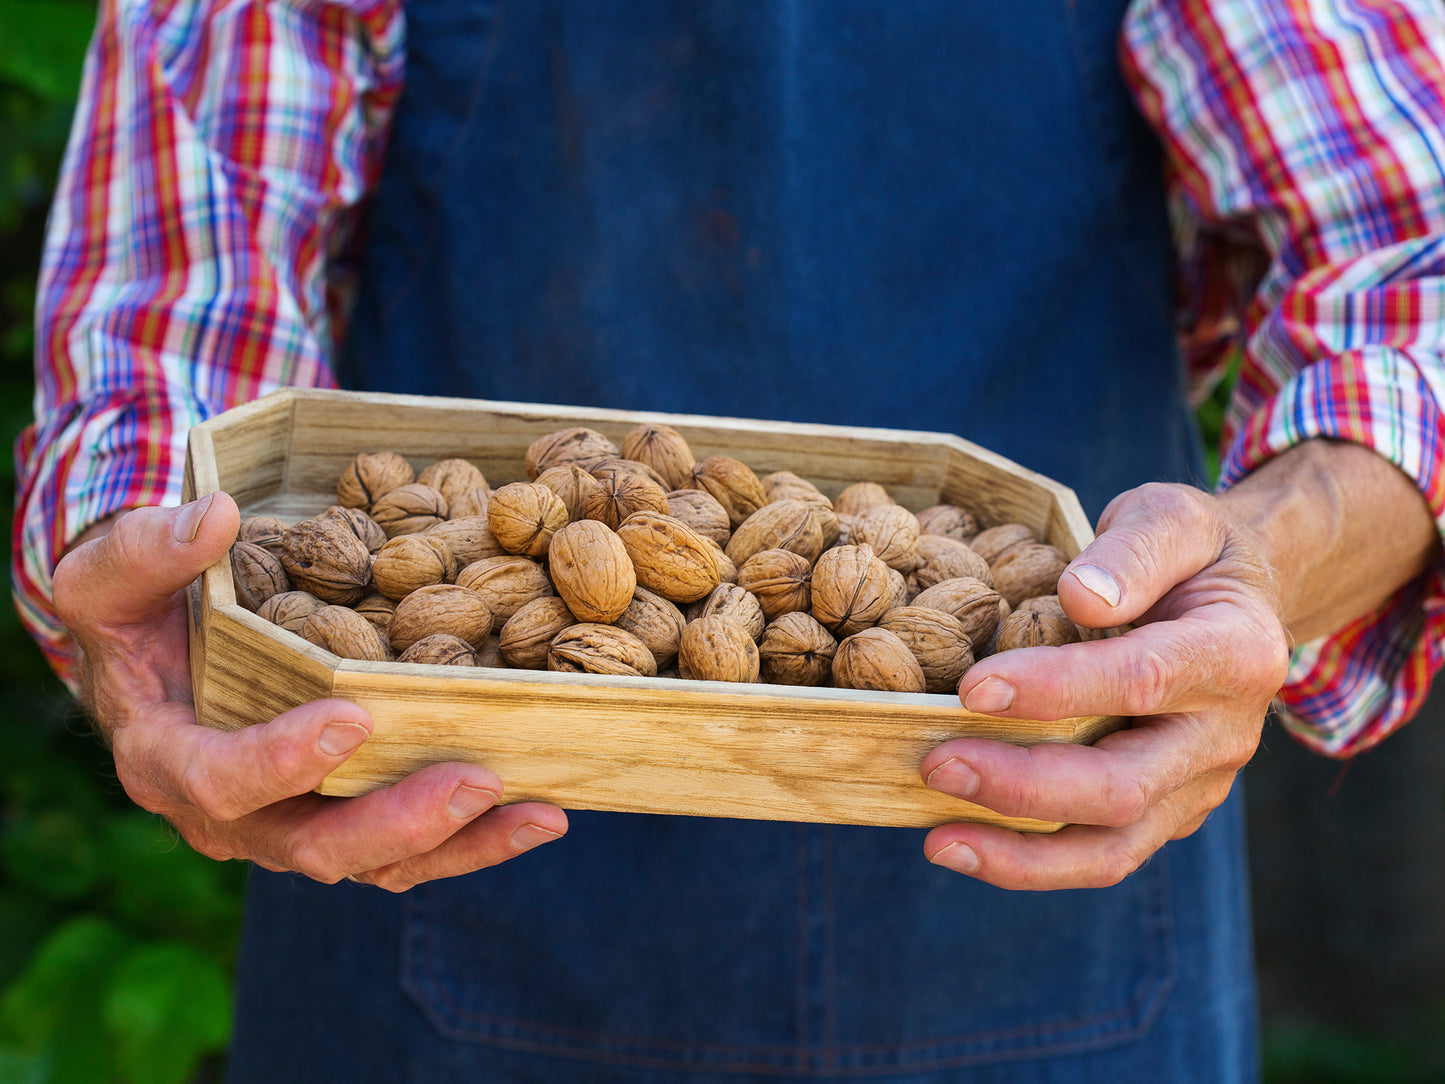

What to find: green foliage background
left=0, top=3, right=1439, bottom=1082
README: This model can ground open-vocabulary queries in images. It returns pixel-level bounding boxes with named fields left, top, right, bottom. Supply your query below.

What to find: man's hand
left=922, top=440, right=1438, bottom=891
left=53, top=493, right=567, bottom=891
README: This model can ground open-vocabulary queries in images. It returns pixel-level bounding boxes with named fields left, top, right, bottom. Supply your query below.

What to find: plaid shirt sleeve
left=1122, top=0, right=1445, bottom=755
left=12, top=0, right=403, bottom=687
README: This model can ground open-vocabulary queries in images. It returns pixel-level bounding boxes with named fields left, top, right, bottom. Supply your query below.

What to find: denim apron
left=229, top=3, right=1258, bottom=1080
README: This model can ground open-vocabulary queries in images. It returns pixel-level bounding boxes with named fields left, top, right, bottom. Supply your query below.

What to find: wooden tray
left=184, top=388, right=1120, bottom=831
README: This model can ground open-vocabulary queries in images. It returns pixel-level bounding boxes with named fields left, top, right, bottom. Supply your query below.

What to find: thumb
left=55, top=492, right=242, bottom=631
left=1056, top=483, right=1226, bottom=629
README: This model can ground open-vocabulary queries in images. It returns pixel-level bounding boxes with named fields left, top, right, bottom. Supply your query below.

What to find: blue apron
left=230, top=3, right=1257, bottom=1080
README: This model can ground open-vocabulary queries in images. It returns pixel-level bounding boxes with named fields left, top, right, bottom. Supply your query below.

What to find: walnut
left=424, top=515, right=506, bottom=567
left=487, top=481, right=569, bottom=557
left=736, top=548, right=812, bottom=620
left=277, top=519, right=372, bottom=605
left=387, top=583, right=494, bottom=653
left=1017, top=593, right=1102, bottom=641
left=615, top=511, right=721, bottom=604
left=317, top=505, right=387, bottom=554
left=665, top=489, right=732, bottom=545
left=337, top=451, right=415, bottom=512
left=911, top=536, right=992, bottom=591
left=237, top=515, right=288, bottom=556
left=548, top=519, right=637, bottom=623
left=685, top=456, right=766, bottom=529
left=370, top=483, right=449, bottom=537
left=353, top=592, right=398, bottom=632
left=590, top=456, right=672, bottom=491
left=677, top=615, right=760, bottom=683
left=620, top=424, right=696, bottom=491
left=910, top=576, right=1005, bottom=648
left=230, top=541, right=289, bottom=612
left=611, top=586, right=686, bottom=669
left=724, top=499, right=828, bottom=567
left=255, top=590, right=324, bottom=634
left=548, top=623, right=657, bottom=677
left=447, top=487, right=491, bottom=520
left=994, top=608, right=1083, bottom=651
left=524, top=427, right=620, bottom=479
left=832, top=482, right=894, bottom=519
left=761, top=471, right=832, bottom=508
left=915, top=503, right=979, bottom=543
left=582, top=470, right=670, bottom=531
left=398, top=633, right=478, bottom=666
left=887, top=568, right=910, bottom=611
left=535, top=464, right=605, bottom=522
left=371, top=534, right=458, bottom=601
left=455, top=554, right=554, bottom=621
left=832, top=628, right=927, bottom=693
left=990, top=543, right=1068, bottom=607
left=811, top=544, right=893, bottom=637
left=300, top=604, right=391, bottom=662
left=877, top=606, right=975, bottom=694
left=698, top=582, right=766, bottom=642
left=757, top=612, right=837, bottom=686
left=848, top=504, right=921, bottom=574
left=499, top=596, right=577, bottom=669
left=475, top=633, right=506, bottom=669
left=707, top=538, right=740, bottom=585
left=969, top=523, right=1037, bottom=566
left=417, top=458, right=489, bottom=506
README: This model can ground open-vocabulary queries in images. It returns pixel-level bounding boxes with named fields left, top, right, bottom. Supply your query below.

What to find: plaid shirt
left=16, top=0, right=1445, bottom=756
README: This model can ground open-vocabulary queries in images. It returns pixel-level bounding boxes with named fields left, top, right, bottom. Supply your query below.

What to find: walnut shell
left=698, top=582, right=766, bottom=642
left=761, top=471, right=832, bottom=508
left=417, top=458, right=489, bottom=506
left=737, top=548, right=812, bottom=620
left=615, top=511, right=721, bottom=604
left=424, top=515, right=506, bottom=567
left=915, top=504, right=980, bottom=543
left=910, top=576, right=1005, bottom=648
left=832, top=628, right=927, bottom=693
left=1017, top=593, right=1104, bottom=641
left=487, top=481, right=569, bottom=557
left=582, top=470, right=671, bottom=531
left=447, top=486, right=491, bottom=520
left=887, top=568, right=910, bottom=611
left=353, top=593, right=398, bottom=632
left=994, top=608, right=1083, bottom=651
left=832, top=482, right=894, bottom=519
left=665, top=489, right=732, bottom=545
left=758, top=612, right=837, bottom=686
left=370, top=483, right=449, bottom=538
left=398, top=633, right=478, bottom=666
left=707, top=538, right=740, bottom=585
left=455, top=554, right=554, bottom=621
left=548, top=623, right=657, bottom=677
left=685, top=456, right=766, bottom=529
left=277, top=519, right=372, bottom=605
left=724, top=499, right=828, bottom=567
left=536, top=464, right=605, bottom=523
left=475, top=633, right=506, bottom=669
left=230, top=541, right=289, bottom=612
left=499, top=596, right=577, bottom=669
left=911, top=536, right=993, bottom=591
left=611, top=586, right=686, bottom=669
left=969, top=523, right=1038, bottom=566
left=677, top=615, right=760, bottom=683
left=848, top=504, right=921, bottom=574
left=548, top=519, right=637, bottom=623
left=371, top=534, right=458, bottom=601
left=811, top=544, right=894, bottom=637
left=336, top=451, right=415, bottom=512
left=300, top=604, right=391, bottom=662
left=589, top=456, right=672, bottom=492
left=237, top=515, right=289, bottom=556
left=318, top=505, right=388, bottom=554
left=524, top=427, right=620, bottom=479
left=620, top=424, right=696, bottom=491
left=877, top=606, right=975, bottom=694
left=255, top=590, right=324, bottom=634
left=387, top=583, right=494, bottom=652
left=991, top=543, right=1068, bottom=607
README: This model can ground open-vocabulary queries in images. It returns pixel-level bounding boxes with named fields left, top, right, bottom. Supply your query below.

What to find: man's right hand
left=52, top=492, right=567, bottom=892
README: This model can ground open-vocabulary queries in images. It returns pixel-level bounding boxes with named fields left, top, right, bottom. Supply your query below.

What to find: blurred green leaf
left=0, top=891, right=57, bottom=988
left=103, top=941, right=231, bottom=1084
left=0, top=1046, right=47, bottom=1084
left=0, top=0, right=96, bottom=101
left=0, top=808, right=105, bottom=901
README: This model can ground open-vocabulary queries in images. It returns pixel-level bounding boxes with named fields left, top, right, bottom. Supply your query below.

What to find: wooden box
left=184, top=388, right=1118, bottom=831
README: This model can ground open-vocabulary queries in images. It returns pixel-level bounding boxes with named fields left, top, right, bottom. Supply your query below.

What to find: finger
left=55, top=492, right=241, bottom=633
left=351, top=802, right=569, bottom=892
left=923, top=772, right=1235, bottom=891
left=113, top=697, right=378, bottom=822
left=921, top=718, right=1249, bottom=829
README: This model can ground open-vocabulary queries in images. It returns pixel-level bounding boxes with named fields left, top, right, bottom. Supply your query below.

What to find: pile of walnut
left=229, top=424, right=1100, bottom=695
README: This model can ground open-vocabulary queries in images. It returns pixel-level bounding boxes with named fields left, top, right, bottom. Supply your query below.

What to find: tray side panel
left=191, top=606, right=337, bottom=731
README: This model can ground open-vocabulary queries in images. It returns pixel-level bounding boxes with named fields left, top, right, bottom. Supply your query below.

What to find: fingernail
left=172, top=493, right=217, bottom=544
left=925, top=757, right=980, bottom=798
left=510, top=823, right=563, bottom=851
left=929, top=841, right=980, bottom=874
left=317, top=721, right=369, bottom=756
left=964, top=676, right=1015, bottom=714
left=1069, top=563, right=1121, bottom=608
left=448, top=783, right=501, bottom=819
